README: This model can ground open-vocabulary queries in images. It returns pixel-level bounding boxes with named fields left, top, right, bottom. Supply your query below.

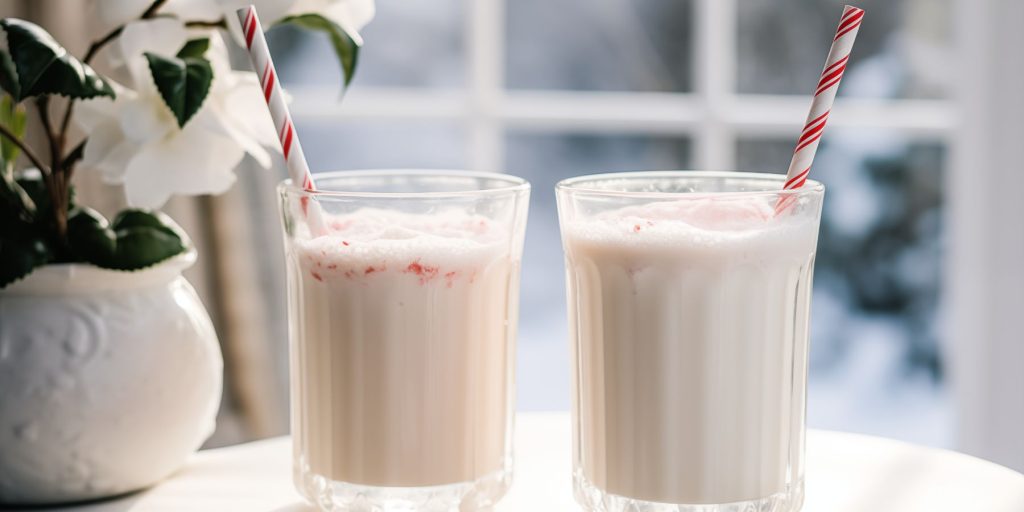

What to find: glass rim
left=278, top=169, right=530, bottom=199
left=555, top=170, right=824, bottom=199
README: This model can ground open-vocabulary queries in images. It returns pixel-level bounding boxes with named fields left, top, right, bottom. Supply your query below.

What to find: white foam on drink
left=294, top=208, right=509, bottom=284
left=564, top=197, right=816, bottom=254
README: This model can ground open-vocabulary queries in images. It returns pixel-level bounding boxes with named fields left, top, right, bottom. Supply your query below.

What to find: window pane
left=737, top=0, right=951, bottom=98
left=506, top=133, right=692, bottom=410
left=296, top=120, right=466, bottom=171
left=270, top=0, right=464, bottom=88
left=737, top=134, right=948, bottom=446
left=507, top=0, right=694, bottom=92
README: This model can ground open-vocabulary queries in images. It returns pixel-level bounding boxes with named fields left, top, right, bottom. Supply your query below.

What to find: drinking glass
left=279, top=170, right=530, bottom=511
left=556, top=171, right=824, bottom=512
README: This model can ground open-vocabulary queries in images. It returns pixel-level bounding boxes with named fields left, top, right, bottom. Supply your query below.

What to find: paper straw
left=779, top=5, right=865, bottom=209
left=236, top=5, right=326, bottom=234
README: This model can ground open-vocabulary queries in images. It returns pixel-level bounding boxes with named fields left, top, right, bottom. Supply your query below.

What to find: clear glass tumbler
left=279, top=170, right=530, bottom=511
left=556, top=171, right=824, bottom=512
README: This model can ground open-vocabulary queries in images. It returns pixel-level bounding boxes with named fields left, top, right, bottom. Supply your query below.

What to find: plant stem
left=82, top=0, right=169, bottom=65
left=36, top=97, right=60, bottom=172
left=57, top=100, right=75, bottom=152
left=0, top=123, right=50, bottom=176
left=36, top=96, right=68, bottom=243
left=139, top=0, right=170, bottom=20
left=186, top=18, right=228, bottom=29
left=82, top=27, right=123, bottom=67
left=62, top=139, right=85, bottom=177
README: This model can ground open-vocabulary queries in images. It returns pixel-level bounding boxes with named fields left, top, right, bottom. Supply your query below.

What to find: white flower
left=76, top=17, right=276, bottom=208
left=89, top=0, right=374, bottom=43
left=79, top=0, right=374, bottom=208
left=89, top=0, right=152, bottom=33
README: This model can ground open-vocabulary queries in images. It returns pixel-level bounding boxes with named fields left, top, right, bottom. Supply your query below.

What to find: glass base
left=573, top=470, right=804, bottom=512
left=297, top=465, right=512, bottom=512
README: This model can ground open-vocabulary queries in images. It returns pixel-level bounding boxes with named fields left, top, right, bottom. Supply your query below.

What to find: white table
left=23, top=413, right=1024, bottom=512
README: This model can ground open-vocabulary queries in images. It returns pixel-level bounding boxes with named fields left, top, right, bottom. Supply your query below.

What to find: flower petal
left=206, top=95, right=274, bottom=169
left=119, top=94, right=176, bottom=143
left=223, top=73, right=279, bottom=146
left=205, top=31, right=238, bottom=93
left=163, top=0, right=224, bottom=21
left=89, top=0, right=152, bottom=34
left=122, top=120, right=245, bottom=208
left=117, top=18, right=189, bottom=84
left=82, top=119, right=122, bottom=169
left=74, top=80, right=135, bottom=132
left=96, top=141, right=139, bottom=186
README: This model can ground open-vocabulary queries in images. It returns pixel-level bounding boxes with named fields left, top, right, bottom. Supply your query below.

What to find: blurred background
left=5, top=0, right=1022, bottom=473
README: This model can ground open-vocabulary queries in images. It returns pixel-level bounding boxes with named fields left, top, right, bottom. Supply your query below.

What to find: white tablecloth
left=23, top=413, right=1024, bottom=511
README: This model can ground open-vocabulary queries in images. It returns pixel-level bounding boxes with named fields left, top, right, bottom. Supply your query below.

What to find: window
left=277, top=0, right=955, bottom=446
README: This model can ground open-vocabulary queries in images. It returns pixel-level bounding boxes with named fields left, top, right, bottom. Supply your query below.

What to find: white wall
left=949, top=0, right=1024, bottom=472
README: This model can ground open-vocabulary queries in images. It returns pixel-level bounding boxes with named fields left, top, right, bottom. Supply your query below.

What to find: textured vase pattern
left=0, top=254, right=222, bottom=505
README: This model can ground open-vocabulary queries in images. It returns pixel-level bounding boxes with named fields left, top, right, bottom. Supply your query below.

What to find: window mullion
left=694, top=0, right=736, bottom=170
left=467, top=0, right=505, bottom=172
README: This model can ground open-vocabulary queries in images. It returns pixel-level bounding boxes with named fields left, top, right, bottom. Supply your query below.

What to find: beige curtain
left=5, top=0, right=290, bottom=447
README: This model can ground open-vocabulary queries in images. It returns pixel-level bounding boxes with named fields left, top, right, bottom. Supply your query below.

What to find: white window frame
left=292, top=0, right=1024, bottom=471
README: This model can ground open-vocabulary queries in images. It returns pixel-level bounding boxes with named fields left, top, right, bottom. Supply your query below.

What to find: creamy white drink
left=561, top=188, right=820, bottom=508
left=287, top=208, right=519, bottom=500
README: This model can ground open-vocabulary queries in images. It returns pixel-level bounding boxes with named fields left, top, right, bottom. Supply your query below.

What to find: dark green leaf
left=276, top=14, right=360, bottom=88
left=0, top=170, right=34, bottom=224
left=112, top=208, right=191, bottom=246
left=15, top=171, right=48, bottom=208
left=4, top=171, right=73, bottom=241
left=0, top=236, right=49, bottom=288
left=107, top=228, right=186, bottom=270
left=67, top=206, right=116, bottom=266
left=177, top=38, right=210, bottom=59
left=89, top=209, right=190, bottom=270
left=0, top=18, right=114, bottom=101
left=0, top=50, right=18, bottom=99
left=144, top=52, right=212, bottom=128
left=16, top=170, right=57, bottom=215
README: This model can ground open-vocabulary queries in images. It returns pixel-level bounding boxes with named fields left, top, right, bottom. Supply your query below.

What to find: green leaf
left=0, top=170, right=34, bottom=224
left=0, top=94, right=27, bottom=172
left=108, top=227, right=187, bottom=270
left=0, top=50, right=18, bottom=99
left=276, top=14, right=360, bottom=88
left=177, top=38, right=210, bottom=59
left=16, top=170, right=56, bottom=215
left=67, top=206, right=116, bottom=266
left=0, top=18, right=115, bottom=101
left=90, top=209, right=190, bottom=271
left=112, top=208, right=191, bottom=245
left=0, top=236, right=49, bottom=288
left=144, top=52, right=212, bottom=128
left=4, top=170, right=72, bottom=238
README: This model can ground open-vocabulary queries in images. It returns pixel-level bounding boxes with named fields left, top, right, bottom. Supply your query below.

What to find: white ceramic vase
left=0, top=251, right=223, bottom=505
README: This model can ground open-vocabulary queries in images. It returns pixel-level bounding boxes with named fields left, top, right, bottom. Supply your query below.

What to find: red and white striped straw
left=236, top=5, right=325, bottom=233
left=781, top=5, right=865, bottom=197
